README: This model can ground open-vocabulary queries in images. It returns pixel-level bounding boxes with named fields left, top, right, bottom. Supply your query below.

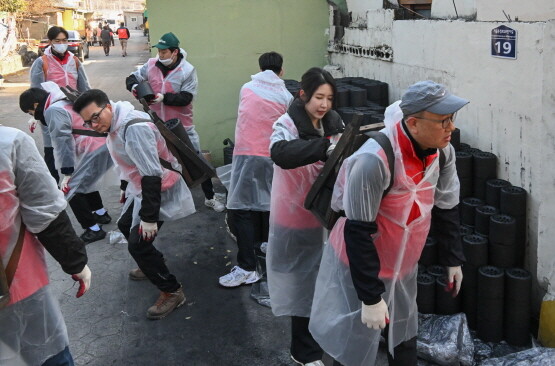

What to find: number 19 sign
left=491, top=25, right=517, bottom=59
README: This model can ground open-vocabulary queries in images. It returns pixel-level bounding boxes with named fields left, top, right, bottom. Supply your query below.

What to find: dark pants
left=102, top=41, right=110, bottom=54
left=385, top=336, right=417, bottom=366
left=291, top=316, right=323, bottom=364
left=227, top=209, right=269, bottom=271
left=44, top=147, right=59, bottom=183
left=331, top=333, right=417, bottom=366
left=68, top=191, right=104, bottom=229
left=201, top=177, right=214, bottom=200
left=42, top=346, right=74, bottom=366
left=118, top=202, right=180, bottom=293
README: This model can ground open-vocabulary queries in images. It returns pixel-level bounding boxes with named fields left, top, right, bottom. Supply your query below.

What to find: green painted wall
left=146, top=0, right=329, bottom=165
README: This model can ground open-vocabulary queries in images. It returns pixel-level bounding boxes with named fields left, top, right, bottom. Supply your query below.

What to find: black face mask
left=34, top=98, right=48, bottom=126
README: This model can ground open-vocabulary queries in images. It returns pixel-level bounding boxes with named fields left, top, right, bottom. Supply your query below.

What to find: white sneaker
left=219, top=266, right=261, bottom=287
left=205, top=198, right=225, bottom=212
left=291, top=355, right=325, bottom=366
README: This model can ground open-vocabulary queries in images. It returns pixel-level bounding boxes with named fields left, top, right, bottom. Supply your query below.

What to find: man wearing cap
left=309, top=81, right=467, bottom=366
left=125, top=32, right=224, bottom=213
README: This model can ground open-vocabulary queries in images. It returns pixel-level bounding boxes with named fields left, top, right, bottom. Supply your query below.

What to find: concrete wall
left=146, top=0, right=329, bottom=165
left=123, top=13, right=143, bottom=30
left=328, top=1, right=555, bottom=308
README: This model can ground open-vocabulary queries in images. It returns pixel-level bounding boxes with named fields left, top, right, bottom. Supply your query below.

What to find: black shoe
left=93, top=212, right=112, bottom=225
left=80, top=228, right=107, bottom=244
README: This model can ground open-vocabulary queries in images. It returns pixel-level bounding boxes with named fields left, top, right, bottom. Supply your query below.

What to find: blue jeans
left=42, top=346, right=74, bottom=366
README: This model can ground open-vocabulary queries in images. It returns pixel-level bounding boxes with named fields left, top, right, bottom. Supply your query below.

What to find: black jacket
left=270, top=98, right=343, bottom=170
left=37, top=210, right=87, bottom=274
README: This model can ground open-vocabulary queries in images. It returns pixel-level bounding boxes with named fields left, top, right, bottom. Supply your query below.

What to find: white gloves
left=150, top=93, right=164, bottom=104
left=446, top=266, right=463, bottom=296
left=60, top=175, right=71, bottom=194
left=139, top=220, right=158, bottom=241
left=71, top=264, right=91, bottom=298
left=326, top=144, right=336, bottom=157
left=131, top=84, right=138, bottom=98
left=361, top=298, right=390, bottom=330
left=28, top=118, right=38, bottom=133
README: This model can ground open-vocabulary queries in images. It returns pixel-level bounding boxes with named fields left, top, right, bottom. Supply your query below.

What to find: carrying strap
left=123, top=118, right=179, bottom=173
left=365, top=131, right=396, bottom=197
left=5, top=222, right=26, bottom=287
left=366, top=131, right=447, bottom=197
left=71, top=128, right=108, bottom=137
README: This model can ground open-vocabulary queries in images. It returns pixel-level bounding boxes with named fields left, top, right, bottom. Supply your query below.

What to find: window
left=131, top=17, right=137, bottom=22
left=398, top=0, right=432, bottom=19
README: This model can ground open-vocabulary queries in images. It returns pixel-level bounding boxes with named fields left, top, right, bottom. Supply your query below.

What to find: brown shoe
left=129, top=268, right=148, bottom=280
left=146, top=287, right=186, bottom=320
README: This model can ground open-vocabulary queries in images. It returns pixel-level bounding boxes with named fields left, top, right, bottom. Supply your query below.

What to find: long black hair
left=298, top=67, right=337, bottom=108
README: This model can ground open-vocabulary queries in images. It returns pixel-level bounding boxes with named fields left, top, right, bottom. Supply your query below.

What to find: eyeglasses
left=413, top=113, right=456, bottom=129
left=52, top=38, right=68, bottom=44
left=83, top=105, right=106, bottom=128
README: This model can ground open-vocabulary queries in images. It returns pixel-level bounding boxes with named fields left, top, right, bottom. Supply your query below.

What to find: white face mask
left=51, top=43, right=68, bottom=54
left=159, top=56, right=174, bottom=66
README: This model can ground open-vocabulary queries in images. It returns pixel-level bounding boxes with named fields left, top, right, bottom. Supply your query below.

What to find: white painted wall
left=537, top=20, right=555, bottom=299
left=328, top=1, right=555, bottom=305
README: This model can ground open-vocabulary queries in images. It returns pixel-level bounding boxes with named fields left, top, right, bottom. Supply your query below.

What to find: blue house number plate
left=491, top=25, right=517, bottom=59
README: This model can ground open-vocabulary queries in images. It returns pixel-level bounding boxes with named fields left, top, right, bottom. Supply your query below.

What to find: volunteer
left=309, top=81, right=467, bottom=366
left=29, top=26, right=91, bottom=183
left=0, top=125, right=91, bottom=366
left=125, top=32, right=224, bottom=212
left=267, top=67, right=343, bottom=366
left=219, top=52, right=293, bottom=287
left=73, top=89, right=196, bottom=320
left=19, top=83, right=113, bottom=244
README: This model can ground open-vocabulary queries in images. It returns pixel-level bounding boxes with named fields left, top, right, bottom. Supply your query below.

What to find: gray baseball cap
left=399, top=81, right=469, bottom=116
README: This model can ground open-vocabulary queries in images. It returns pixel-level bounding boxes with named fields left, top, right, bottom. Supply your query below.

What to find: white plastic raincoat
left=227, top=70, right=293, bottom=211
left=0, top=126, right=69, bottom=366
left=30, top=48, right=90, bottom=152
left=309, top=102, right=460, bottom=365
left=266, top=113, right=339, bottom=317
left=132, top=49, right=196, bottom=126
left=106, top=101, right=196, bottom=227
left=42, top=82, right=113, bottom=200
left=30, top=47, right=90, bottom=92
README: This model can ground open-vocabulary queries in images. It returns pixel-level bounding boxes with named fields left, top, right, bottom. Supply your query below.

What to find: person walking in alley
left=100, top=26, right=112, bottom=56
left=73, top=89, right=196, bottom=320
left=0, top=125, right=91, bottom=366
left=19, top=83, right=113, bottom=244
left=125, top=32, right=225, bottom=212
left=218, top=52, right=293, bottom=287
left=86, top=26, right=93, bottom=47
left=267, top=67, right=343, bottom=366
left=117, top=22, right=130, bottom=57
left=309, top=81, right=467, bottom=366
left=29, top=25, right=91, bottom=183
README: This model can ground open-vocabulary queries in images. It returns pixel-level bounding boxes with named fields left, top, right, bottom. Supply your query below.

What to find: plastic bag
left=479, top=347, right=555, bottom=365
left=250, top=253, right=270, bottom=308
left=109, top=230, right=127, bottom=245
left=417, top=313, right=474, bottom=366
left=216, top=164, right=232, bottom=191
